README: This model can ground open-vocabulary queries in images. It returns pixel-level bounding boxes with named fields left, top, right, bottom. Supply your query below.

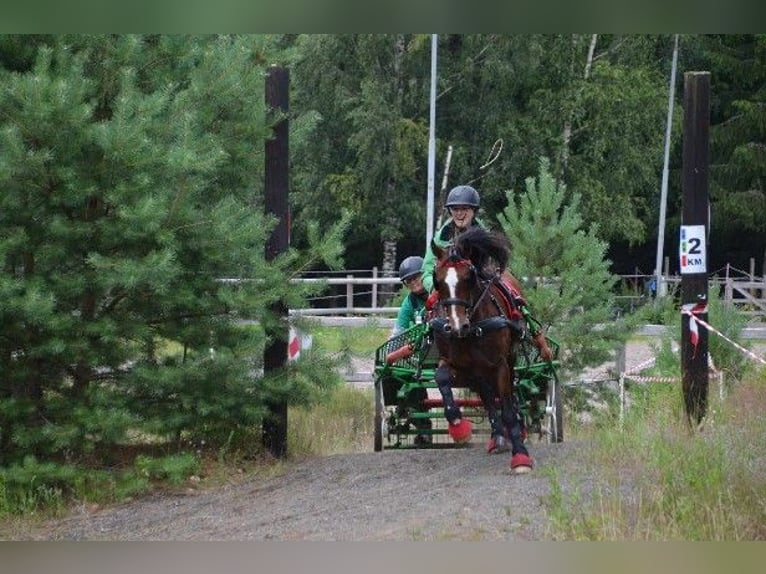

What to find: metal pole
left=426, top=33, right=437, bottom=252
left=655, top=34, right=679, bottom=299
left=436, top=145, right=453, bottom=230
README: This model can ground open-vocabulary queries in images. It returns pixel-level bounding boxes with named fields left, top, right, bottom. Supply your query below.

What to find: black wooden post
left=679, top=71, right=710, bottom=427
left=263, top=65, right=289, bottom=457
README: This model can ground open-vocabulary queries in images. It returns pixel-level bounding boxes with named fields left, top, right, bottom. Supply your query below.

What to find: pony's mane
left=454, top=227, right=510, bottom=273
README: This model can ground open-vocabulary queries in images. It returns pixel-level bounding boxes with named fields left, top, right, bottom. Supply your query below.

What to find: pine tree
left=0, top=35, right=348, bottom=468
left=497, top=157, right=629, bottom=376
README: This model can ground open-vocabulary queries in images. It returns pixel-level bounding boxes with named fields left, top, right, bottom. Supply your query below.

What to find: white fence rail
left=298, top=316, right=766, bottom=340
left=285, top=271, right=766, bottom=320
left=224, top=267, right=766, bottom=320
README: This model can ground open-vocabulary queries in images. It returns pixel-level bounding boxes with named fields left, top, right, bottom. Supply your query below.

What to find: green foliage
left=698, top=35, right=766, bottom=235
left=288, top=33, right=765, bottom=273
left=134, top=453, right=200, bottom=486
left=0, top=451, right=197, bottom=516
left=631, top=287, right=681, bottom=325
left=497, top=157, right=629, bottom=376
left=705, top=297, right=754, bottom=382
left=121, top=352, right=268, bottom=449
left=0, top=457, right=70, bottom=516
left=112, top=472, right=152, bottom=501
left=291, top=34, right=433, bottom=266
left=0, top=455, right=109, bottom=516
left=0, top=35, right=350, bottom=491
left=563, top=52, right=670, bottom=244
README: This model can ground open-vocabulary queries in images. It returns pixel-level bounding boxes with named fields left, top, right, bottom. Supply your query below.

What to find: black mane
left=453, top=227, right=510, bottom=274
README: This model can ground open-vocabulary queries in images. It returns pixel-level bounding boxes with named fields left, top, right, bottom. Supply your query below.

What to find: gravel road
left=16, top=439, right=596, bottom=541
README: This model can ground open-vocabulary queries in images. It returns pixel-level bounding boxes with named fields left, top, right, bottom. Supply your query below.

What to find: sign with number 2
left=679, top=225, right=707, bottom=274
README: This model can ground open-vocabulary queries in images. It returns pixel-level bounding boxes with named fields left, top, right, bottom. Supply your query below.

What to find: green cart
left=373, top=321, right=563, bottom=451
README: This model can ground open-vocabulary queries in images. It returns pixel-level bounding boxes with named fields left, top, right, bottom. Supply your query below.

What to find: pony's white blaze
left=445, top=267, right=461, bottom=327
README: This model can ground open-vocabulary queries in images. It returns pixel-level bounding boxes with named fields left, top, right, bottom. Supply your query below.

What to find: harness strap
left=490, top=277, right=525, bottom=321
left=470, top=316, right=515, bottom=335
left=429, top=315, right=514, bottom=337
left=439, top=297, right=470, bottom=308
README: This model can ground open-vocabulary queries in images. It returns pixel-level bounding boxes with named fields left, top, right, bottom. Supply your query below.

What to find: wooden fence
left=288, top=269, right=766, bottom=321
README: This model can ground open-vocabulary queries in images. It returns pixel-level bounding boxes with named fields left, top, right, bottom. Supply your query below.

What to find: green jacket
left=421, top=217, right=488, bottom=293
left=391, top=290, right=427, bottom=337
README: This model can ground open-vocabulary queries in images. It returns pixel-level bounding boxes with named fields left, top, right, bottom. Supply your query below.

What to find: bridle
left=435, top=256, right=485, bottom=313
left=432, top=250, right=504, bottom=336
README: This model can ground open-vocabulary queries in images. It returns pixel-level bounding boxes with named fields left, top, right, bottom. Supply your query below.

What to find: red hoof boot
left=510, top=452, right=533, bottom=474
left=487, top=435, right=509, bottom=454
left=448, top=419, right=473, bottom=444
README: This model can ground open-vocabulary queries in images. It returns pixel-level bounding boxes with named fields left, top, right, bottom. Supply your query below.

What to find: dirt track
left=13, top=439, right=595, bottom=541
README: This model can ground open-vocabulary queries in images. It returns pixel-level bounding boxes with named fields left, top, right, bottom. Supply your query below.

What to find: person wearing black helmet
left=421, top=184, right=486, bottom=293
left=391, top=255, right=428, bottom=338
left=422, top=184, right=553, bottom=362
left=386, top=254, right=433, bottom=445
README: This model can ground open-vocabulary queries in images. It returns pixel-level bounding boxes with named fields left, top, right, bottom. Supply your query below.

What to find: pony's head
left=431, top=241, right=476, bottom=336
left=430, top=227, right=511, bottom=337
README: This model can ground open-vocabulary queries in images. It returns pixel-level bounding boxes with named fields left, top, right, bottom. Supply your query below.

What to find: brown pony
left=428, top=226, right=534, bottom=473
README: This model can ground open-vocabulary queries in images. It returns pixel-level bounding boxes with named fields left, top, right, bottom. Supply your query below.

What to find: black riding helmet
left=398, top=256, right=424, bottom=282
left=445, top=185, right=480, bottom=208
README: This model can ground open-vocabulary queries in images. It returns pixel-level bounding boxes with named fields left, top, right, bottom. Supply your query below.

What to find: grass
left=288, top=384, right=375, bottom=456
left=543, top=366, right=766, bottom=540
left=285, top=322, right=382, bottom=456
left=310, top=321, right=390, bottom=356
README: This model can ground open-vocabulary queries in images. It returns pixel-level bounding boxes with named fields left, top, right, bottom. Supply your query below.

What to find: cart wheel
left=374, top=379, right=384, bottom=452
left=545, top=373, right=564, bottom=443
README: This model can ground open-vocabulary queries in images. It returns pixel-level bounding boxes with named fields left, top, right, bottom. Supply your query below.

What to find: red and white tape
left=621, top=314, right=742, bottom=383
left=681, top=306, right=766, bottom=367
left=622, top=373, right=678, bottom=383
left=624, top=356, right=657, bottom=377
left=623, top=370, right=722, bottom=384
left=681, top=302, right=708, bottom=358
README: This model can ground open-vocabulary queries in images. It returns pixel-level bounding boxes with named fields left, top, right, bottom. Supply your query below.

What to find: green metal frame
left=373, top=321, right=562, bottom=450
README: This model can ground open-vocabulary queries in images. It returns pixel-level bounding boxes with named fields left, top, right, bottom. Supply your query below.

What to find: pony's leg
left=435, top=364, right=472, bottom=443
left=476, top=379, right=508, bottom=454
left=500, top=395, right=533, bottom=473
left=435, top=364, right=460, bottom=422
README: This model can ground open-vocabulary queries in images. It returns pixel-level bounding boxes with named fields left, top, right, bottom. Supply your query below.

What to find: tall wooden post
left=679, top=71, right=710, bottom=427
left=263, top=65, right=289, bottom=457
